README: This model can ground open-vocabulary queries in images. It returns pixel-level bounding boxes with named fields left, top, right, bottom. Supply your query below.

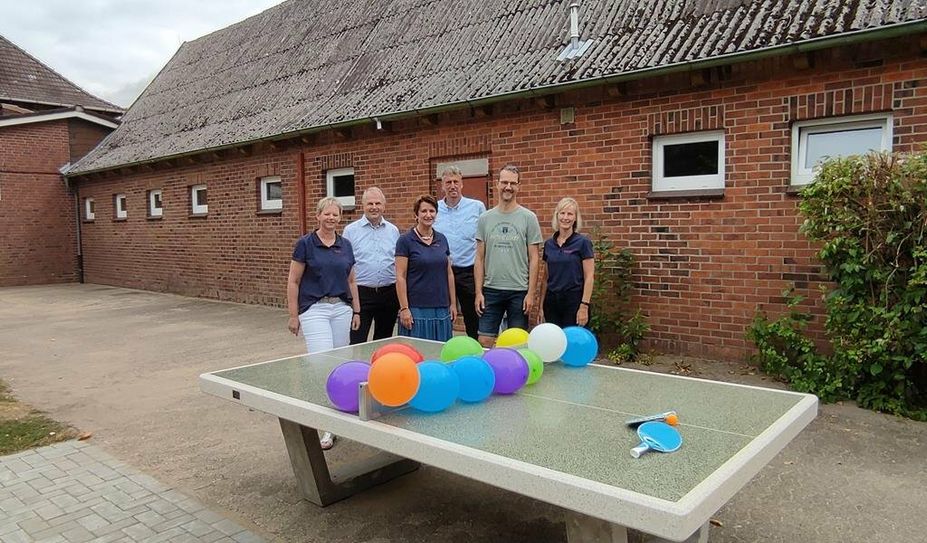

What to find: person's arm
left=474, top=240, right=485, bottom=316
left=348, top=268, right=361, bottom=331
left=447, top=261, right=458, bottom=322
left=287, top=260, right=305, bottom=335
left=577, top=257, right=595, bottom=327
left=395, top=256, right=413, bottom=330
left=537, top=259, right=547, bottom=324
left=524, top=242, right=540, bottom=313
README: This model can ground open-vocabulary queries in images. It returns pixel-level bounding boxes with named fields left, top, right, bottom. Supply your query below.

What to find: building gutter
left=0, top=96, right=124, bottom=115
left=66, top=20, right=927, bottom=178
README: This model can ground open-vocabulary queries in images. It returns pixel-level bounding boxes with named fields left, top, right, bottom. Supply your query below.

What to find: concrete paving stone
left=127, top=473, right=169, bottom=493
left=116, top=493, right=161, bottom=512
left=74, top=474, right=105, bottom=488
left=0, top=496, right=26, bottom=513
left=199, top=531, right=233, bottom=543
left=113, top=481, right=143, bottom=495
left=31, top=520, right=79, bottom=540
left=167, top=533, right=200, bottom=543
left=0, top=459, right=31, bottom=474
left=52, top=459, right=80, bottom=472
left=145, top=526, right=186, bottom=543
left=64, top=453, right=101, bottom=468
left=61, top=525, right=94, bottom=543
left=86, top=533, right=128, bottom=543
left=50, top=494, right=82, bottom=510
left=90, top=501, right=132, bottom=523
left=150, top=512, right=196, bottom=533
left=48, top=509, right=102, bottom=529
left=64, top=482, right=94, bottom=498
left=210, top=519, right=244, bottom=537
left=101, top=489, right=134, bottom=507
left=29, top=476, right=56, bottom=492
left=147, top=498, right=179, bottom=515
left=0, top=468, right=15, bottom=483
left=120, top=523, right=155, bottom=541
left=0, top=510, right=37, bottom=533
left=17, top=515, right=51, bottom=533
left=36, top=535, right=68, bottom=543
left=230, top=531, right=264, bottom=543
left=180, top=519, right=215, bottom=537
left=192, top=509, right=225, bottom=525
left=35, top=502, right=66, bottom=520
left=174, top=498, right=205, bottom=514
left=0, top=529, right=30, bottom=543
left=88, top=517, right=138, bottom=538
left=133, top=509, right=166, bottom=527
left=43, top=467, right=71, bottom=481
left=76, top=513, right=110, bottom=532
left=16, top=452, right=44, bottom=467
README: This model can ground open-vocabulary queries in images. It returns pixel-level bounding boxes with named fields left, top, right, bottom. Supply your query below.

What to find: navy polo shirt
left=292, top=231, right=356, bottom=315
left=395, top=229, right=451, bottom=308
left=542, top=232, right=595, bottom=293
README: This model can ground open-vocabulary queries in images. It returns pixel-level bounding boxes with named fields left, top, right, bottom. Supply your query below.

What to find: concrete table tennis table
left=199, top=338, right=817, bottom=542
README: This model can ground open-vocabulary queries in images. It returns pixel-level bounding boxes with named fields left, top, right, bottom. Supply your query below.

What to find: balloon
left=450, top=356, right=495, bottom=403
left=496, top=327, right=529, bottom=348
left=527, top=323, right=568, bottom=362
left=440, top=335, right=484, bottom=362
left=367, top=352, right=419, bottom=407
left=561, top=327, right=599, bottom=367
left=372, top=343, right=424, bottom=364
left=409, top=361, right=460, bottom=413
left=325, top=361, right=371, bottom=413
left=483, top=348, right=529, bottom=395
left=517, top=348, right=544, bottom=385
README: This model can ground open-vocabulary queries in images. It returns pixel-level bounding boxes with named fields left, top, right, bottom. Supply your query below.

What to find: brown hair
left=413, top=194, right=439, bottom=215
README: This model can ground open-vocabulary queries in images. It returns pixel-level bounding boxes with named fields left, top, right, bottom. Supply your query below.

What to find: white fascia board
left=0, top=110, right=118, bottom=129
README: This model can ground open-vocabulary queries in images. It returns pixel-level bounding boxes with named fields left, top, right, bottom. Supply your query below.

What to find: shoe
left=319, top=431, right=336, bottom=450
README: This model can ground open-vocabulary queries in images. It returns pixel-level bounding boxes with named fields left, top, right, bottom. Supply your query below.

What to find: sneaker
left=319, top=431, right=336, bottom=450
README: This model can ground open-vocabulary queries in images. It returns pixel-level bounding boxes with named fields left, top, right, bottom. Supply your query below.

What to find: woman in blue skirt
left=395, top=194, right=457, bottom=341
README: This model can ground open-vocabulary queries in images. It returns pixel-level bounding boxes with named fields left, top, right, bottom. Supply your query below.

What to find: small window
left=326, top=167, right=355, bottom=208
left=84, top=197, right=95, bottom=221
left=114, top=194, right=127, bottom=219
left=652, top=131, right=725, bottom=192
left=260, top=176, right=283, bottom=211
left=791, top=113, right=893, bottom=186
left=148, top=189, right=163, bottom=218
left=190, top=184, right=208, bottom=215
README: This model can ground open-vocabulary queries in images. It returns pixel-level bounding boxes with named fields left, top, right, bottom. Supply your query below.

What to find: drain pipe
left=569, top=1, right=580, bottom=49
left=297, top=151, right=307, bottom=235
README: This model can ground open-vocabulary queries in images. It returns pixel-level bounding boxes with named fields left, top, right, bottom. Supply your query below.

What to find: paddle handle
left=630, top=442, right=650, bottom=458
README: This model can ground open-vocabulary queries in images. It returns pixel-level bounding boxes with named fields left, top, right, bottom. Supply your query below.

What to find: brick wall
left=74, top=36, right=927, bottom=360
left=0, top=120, right=79, bottom=286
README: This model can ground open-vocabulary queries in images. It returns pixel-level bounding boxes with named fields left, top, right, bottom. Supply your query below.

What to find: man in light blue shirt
left=434, top=166, right=486, bottom=339
left=342, top=187, right=400, bottom=344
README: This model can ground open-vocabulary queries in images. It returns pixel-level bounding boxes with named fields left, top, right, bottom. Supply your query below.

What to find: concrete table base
left=566, top=512, right=709, bottom=543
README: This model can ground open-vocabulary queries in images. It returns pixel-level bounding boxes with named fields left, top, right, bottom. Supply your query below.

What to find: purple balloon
left=482, top=348, right=529, bottom=395
left=326, top=361, right=371, bottom=413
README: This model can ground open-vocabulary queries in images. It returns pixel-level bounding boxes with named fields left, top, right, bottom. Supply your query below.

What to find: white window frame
left=114, top=193, right=127, bottom=219
left=260, top=176, right=283, bottom=211
left=148, top=189, right=163, bottom=218
left=326, top=167, right=356, bottom=208
left=790, top=113, right=893, bottom=186
left=652, top=131, right=725, bottom=192
left=191, top=184, right=208, bottom=214
left=84, top=197, right=95, bottom=221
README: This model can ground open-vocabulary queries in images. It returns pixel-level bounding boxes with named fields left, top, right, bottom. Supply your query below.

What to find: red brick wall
left=0, top=120, right=79, bottom=286
left=75, top=36, right=927, bottom=360
left=69, top=120, right=113, bottom=163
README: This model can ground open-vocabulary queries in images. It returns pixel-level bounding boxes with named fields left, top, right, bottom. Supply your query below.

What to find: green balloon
left=440, top=336, right=483, bottom=362
left=518, top=348, right=544, bottom=385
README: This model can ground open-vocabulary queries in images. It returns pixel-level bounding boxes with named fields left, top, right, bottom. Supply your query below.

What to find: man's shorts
left=478, top=287, right=528, bottom=337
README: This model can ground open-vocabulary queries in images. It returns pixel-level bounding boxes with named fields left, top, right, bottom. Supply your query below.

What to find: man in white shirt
left=342, top=187, right=400, bottom=344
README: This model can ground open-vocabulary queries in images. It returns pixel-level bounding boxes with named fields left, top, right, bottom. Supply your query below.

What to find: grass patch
left=0, top=380, right=77, bottom=455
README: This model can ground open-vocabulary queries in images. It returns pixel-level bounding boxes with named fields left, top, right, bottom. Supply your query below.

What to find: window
left=114, top=194, right=127, bottom=219
left=259, top=176, right=283, bottom=211
left=84, top=197, right=95, bottom=221
left=326, top=167, right=355, bottom=208
left=190, top=184, right=208, bottom=215
left=148, top=189, right=163, bottom=218
left=652, top=131, right=725, bottom=192
left=791, top=113, right=893, bottom=186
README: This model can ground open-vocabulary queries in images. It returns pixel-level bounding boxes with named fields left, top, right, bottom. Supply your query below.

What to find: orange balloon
left=372, top=343, right=424, bottom=364
left=367, top=352, right=420, bottom=407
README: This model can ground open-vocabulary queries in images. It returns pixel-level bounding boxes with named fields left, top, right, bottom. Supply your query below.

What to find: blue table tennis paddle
left=630, top=421, right=682, bottom=458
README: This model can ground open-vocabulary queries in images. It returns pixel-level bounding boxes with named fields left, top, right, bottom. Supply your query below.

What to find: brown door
left=461, top=174, right=490, bottom=208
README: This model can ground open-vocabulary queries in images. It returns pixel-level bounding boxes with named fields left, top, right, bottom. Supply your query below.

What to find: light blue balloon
left=561, top=327, right=599, bottom=367
left=451, top=356, right=495, bottom=403
left=409, top=361, right=460, bottom=413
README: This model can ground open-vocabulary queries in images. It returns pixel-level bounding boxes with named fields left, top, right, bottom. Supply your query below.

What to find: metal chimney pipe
left=569, top=1, right=580, bottom=48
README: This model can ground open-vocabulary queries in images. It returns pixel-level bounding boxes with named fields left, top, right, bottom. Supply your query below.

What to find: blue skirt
left=398, top=306, right=453, bottom=342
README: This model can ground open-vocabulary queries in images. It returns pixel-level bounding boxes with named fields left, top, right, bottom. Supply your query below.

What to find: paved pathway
left=0, top=441, right=264, bottom=543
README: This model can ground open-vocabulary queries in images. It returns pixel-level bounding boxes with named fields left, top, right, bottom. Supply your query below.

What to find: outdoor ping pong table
left=199, top=337, right=818, bottom=543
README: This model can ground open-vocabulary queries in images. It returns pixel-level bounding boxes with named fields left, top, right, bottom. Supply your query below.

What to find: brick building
left=0, top=35, right=122, bottom=286
left=67, top=1, right=927, bottom=360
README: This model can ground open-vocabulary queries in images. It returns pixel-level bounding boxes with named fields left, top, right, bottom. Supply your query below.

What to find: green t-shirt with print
left=476, top=205, right=543, bottom=291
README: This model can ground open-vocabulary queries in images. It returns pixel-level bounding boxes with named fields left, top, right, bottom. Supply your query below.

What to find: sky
left=1, top=0, right=286, bottom=108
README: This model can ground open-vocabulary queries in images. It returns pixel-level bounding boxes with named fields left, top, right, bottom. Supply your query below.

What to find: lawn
left=0, top=380, right=77, bottom=455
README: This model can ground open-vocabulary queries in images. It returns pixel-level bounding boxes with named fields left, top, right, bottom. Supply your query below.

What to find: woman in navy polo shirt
left=395, top=194, right=458, bottom=340
left=538, top=197, right=595, bottom=328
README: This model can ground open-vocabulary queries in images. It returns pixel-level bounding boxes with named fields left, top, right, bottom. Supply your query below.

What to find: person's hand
left=576, top=305, right=589, bottom=327
left=523, top=293, right=534, bottom=313
left=288, top=316, right=300, bottom=335
left=351, top=313, right=361, bottom=331
left=449, top=305, right=458, bottom=323
left=475, top=293, right=484, bottom=316
left=537, top=308, right=545, bottom=324
left=399, top=308, right=414, bottom=330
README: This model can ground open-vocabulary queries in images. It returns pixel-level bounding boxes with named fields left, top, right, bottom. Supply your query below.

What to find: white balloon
left=528, top=323, right=567, bottom=362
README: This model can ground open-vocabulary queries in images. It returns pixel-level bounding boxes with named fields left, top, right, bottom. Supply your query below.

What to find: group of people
left=286, top=165, right=595, bottom=448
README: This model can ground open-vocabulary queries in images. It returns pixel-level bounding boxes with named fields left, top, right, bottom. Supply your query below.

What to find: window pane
left=195, top=188, right=207, bottom=206
left=154, top=193, right=162, bottom=209
left=805, top=127, right=883, bottom=169
left=332, top=174, right=355, bottom=197
left=265, top=182, right=282, bottom=200
left=117, top=197, right=126, bottom=212
left=88, top=200, right=95, bottom=214
left=663, top=141, right=719, bottom=177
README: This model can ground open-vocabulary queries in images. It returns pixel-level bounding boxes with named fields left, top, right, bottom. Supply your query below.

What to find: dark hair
left=413, top=194, right=438, bottom=215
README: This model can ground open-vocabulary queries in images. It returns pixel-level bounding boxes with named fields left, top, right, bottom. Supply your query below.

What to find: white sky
left=1, top=0, right=286, bottom=108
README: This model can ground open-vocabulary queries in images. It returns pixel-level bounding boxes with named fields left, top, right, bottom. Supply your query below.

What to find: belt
left=358, top=284, right=395, bottom=293
left=317, top=296, right=343, bottom=304
left=451, top=265, right=474, bottom=271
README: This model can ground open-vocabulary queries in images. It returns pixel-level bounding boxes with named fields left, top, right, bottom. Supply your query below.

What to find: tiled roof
left=70, top=0, right=927, bottom=174
left=0, top=35, right=122, bottom=114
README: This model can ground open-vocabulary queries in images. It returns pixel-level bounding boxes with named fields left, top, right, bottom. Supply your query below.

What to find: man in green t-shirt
left=474, top=164, right=543, bottom=348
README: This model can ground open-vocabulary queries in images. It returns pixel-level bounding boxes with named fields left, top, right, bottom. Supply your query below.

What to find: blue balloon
left=561, top=327, right=599, bottom=367
left=451, top=356, right=495, bottom=403
left=409, top=361, right=460, bottom=413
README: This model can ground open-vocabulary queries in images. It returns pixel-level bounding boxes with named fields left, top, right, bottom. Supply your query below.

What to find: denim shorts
left=478, top=287, right=528, bottom=337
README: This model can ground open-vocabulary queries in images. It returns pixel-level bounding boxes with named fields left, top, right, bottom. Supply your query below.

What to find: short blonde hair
left=316, top=197, right=342, bottom=215
left=552, top=197, right=582, bottom=232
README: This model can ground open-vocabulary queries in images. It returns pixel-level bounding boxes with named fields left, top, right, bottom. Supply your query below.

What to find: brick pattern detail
left=74, top=36, right=927, bottom=360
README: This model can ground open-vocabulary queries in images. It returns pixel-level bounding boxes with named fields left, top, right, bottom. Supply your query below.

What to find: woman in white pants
left=287, top=197, right=361, bottom=449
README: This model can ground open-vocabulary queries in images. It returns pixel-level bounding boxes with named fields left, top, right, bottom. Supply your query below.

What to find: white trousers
left=298, top=302, right=353, bottom=354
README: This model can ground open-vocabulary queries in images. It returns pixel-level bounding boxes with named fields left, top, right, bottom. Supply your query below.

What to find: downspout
left=297, top=151, right=307, bottom=235
left=71, top=180, right=84, bottom=283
